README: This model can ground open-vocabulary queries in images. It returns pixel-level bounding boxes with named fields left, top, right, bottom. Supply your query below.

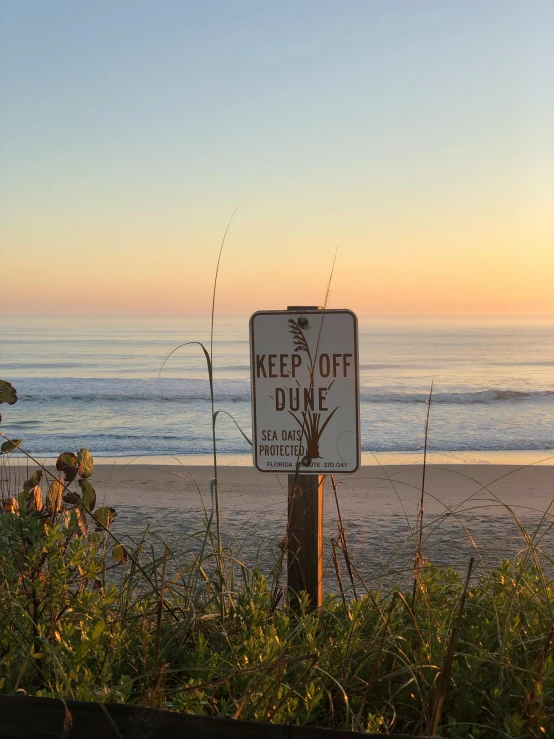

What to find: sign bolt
left=301, top=456, right=311, bottom=467
left=297, top=316, right=309, bottom=329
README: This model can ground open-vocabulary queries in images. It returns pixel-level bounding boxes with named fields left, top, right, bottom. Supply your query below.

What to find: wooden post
left=285, top=305, right=324, bottom=610
left=287, top=473, right=324, bottom=609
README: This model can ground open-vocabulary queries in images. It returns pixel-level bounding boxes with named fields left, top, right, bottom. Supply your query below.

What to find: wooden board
left=0, top=695, right=431, bottom=738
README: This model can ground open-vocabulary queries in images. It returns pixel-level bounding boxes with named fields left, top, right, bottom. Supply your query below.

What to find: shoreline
left=6, top=449, right=554, bottom=467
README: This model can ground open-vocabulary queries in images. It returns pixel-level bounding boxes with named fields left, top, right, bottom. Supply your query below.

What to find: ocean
left=1, top=314, right=553, bottom=463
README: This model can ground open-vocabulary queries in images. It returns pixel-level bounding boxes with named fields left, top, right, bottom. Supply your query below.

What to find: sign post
left=250, top=307, right=359, bottom=609
left=287, top=469, right=325, bottom=609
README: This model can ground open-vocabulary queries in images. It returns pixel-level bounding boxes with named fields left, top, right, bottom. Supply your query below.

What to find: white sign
left=250, top=309, right=360, bottom=473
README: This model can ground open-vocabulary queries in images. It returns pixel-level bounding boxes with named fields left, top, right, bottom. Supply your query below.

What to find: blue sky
left=1, top=1, right=553, bottom=314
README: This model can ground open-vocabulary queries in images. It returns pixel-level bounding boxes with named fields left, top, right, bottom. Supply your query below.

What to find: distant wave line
left=16, top=439, right=554, bottom=456
left=16, top=388, right=554, bottom=405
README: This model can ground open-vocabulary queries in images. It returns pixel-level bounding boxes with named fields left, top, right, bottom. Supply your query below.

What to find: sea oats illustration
left=288, top=403, right=339, bottom=459
left=288, top=318, right=313, bottom=367
left=287, top=317, right=338, bottom=459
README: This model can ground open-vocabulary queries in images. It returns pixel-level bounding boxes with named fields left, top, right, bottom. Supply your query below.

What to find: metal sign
left=250, top=309, right=360, bottom=473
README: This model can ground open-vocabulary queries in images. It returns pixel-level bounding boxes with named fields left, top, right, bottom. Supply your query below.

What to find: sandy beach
left=3, top=460, right=552, bottom=585
left=77, top=462, right=553, bottom=586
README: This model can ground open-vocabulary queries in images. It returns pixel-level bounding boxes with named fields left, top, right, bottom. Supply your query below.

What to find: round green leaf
left=0, top=380, right=17, bottom=405
left=30, top=485, right=43, bottom=511
left=46, top=478, right=64, bottom=513
left=56, top=452, right=78, bottom=482
left=78, top=478, right=96, bottom=511
left=77, top=448, right=94, bottom=478
left=1, top=439, right=22, bottom=454
left=23, top=470, right=43, bottom=491
left=75, top=506, right=88, bottom=536
left=63, top=490, right=81, bottom=505
left=1, top=497, right=19, bottom=514
left=18, top=485, right=43, bottom=511
left=95, top=506, right=117, bottom=529
left=112, top=543, right=128, bottom=563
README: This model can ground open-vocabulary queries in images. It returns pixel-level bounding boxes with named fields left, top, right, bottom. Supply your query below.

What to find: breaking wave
left=360, top=389, right=554, bottom=404
left=15, top=379, right=554, bottom=406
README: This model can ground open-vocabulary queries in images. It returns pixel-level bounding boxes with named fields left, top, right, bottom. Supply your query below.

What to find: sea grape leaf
left=95, top=506, right=117, bottom=529
left=78, top=478, right=96, bottom=510
left=0, top=380, right=17, bottom=405
left=77, top=448, right=94, bottom=478
left=19, top=485, right=44, bottom=511
left=1, top=439, right=22, bottom=454
left=46, top=478, right=64, bottom=514
left=23, top=470, right=43, bottom=491
left=56, top=452, right=78, bottom=483
left=76, top=506, right=88, bottom=536
left=30, top=485, right=43, bottom=511
left=1, top=497, right=19, bottom=514
left=63, top=490, right=81, bottom=505
left=112, top=543, right=128, bottom=563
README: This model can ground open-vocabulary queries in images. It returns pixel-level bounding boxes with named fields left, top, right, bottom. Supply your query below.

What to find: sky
left=1, top=1, right=553, bottom=316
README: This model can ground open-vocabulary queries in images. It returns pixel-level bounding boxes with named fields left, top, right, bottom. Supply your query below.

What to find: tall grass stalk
left=156, top=209, right=238, bottom=617
left=331, top=474, right=358, bottom=601
left=209, top=206, right=238, bottom=595
left=412, top=382, right=433, bottom=611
